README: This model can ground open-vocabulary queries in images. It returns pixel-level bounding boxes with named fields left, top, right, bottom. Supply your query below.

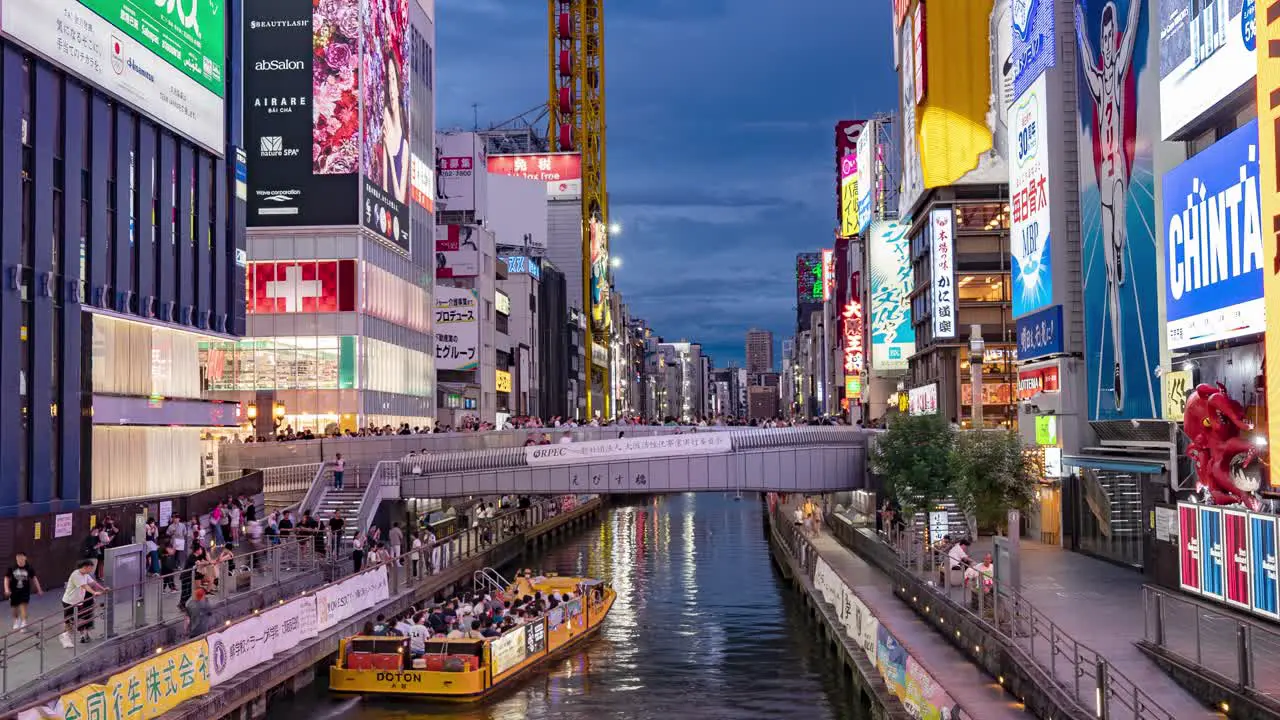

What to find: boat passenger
left=465, top=619, right=484, bottom=639
left=481, top=619, right=501, bottom=638
left=407, top=615, right=429, bottom=656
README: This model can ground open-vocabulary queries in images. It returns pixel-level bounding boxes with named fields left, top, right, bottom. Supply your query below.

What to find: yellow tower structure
left=549, top=0, right=610, bottom=419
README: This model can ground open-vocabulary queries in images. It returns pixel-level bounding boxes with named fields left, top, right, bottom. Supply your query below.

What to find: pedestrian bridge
left=395, top=427, right=870, bottom=498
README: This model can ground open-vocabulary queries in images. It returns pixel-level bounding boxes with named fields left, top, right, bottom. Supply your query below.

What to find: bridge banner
left=812, top=557, right=877, bottom=664
left=525, top=433, right=732, bottom=466
left=316, top=564, right=390, bottom=631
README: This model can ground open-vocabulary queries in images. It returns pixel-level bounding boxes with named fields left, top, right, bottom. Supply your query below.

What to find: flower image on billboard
left=1163, top=119, right=1264, bottom=350
left=360, top=0, right=411, bottom=254
left=1009, top=73, right=1053, bottom=318
left=868, top=221, right=914, bottom=372
left=1158, top=0, right=1257, bottom=139
left=245, top=0, right=360, bottom=227
left=1075, top=0, right=1161, bottom=420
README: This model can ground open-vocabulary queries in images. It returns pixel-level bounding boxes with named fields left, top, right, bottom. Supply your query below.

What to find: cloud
left=434, top=0, right=897, bottom=366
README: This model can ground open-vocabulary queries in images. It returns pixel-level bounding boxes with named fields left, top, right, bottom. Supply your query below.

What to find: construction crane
left=549, top=0, right=610, bottom=419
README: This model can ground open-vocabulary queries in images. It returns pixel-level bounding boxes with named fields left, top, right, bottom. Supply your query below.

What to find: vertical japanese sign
left=868, top=220, right=914, bottom=371
left=1249, top=513, right=1279, bottom=618
left=1200, top=506, right=1226, bottom=601
left=433, top=286, right=479, bottom=370
left=1179, top=503, right=1202, bottom=593
left=1011, top=0, right=1056, bottom=100
left=822, top=249, right=836, bottom=302
left=1224, top=510, right=1251, bottom=609
left=1009, top=74, right=1052, bottom=318
left=929, top=208, right=955, bottom=338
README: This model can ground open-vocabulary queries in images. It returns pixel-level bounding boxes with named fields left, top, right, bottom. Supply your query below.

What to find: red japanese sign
left=1017, top=366, right=1060, bottom=400
left=842, top=299, right=864, bottom=375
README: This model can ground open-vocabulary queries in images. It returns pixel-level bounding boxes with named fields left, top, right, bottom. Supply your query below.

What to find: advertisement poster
left=868, top=221, right=914, bottom=372
left=490, top=626, right=528, bottom=677
left=898, top=13, right=925, bottom=217
left=360, top=0, right=411, bottom=253
left=1075, top=0, right=1161, bottom=420
left=487, top=153, right=582, bottom=199
left=38, top=641, right=211, bottom=720
left=904, top=657, right=960, bottom=720
left=840, top=155, right=860, bottom=238
left=875, top=625, right=908, bottom=696
left=1015, top=304, right=1064, bottom=359
left=1158, top=0, right=1257, bottom=139
left=434, top=225, right=480, bottom=278
left=409, top=154, right=436, bottom=212
left=434, top=286, right=479, bottom=370
left=1011, top=0, right=1057, bottom=100
left=2, top=0, right=225, bottom=152
left=1224, top=509, right=1251, bottom=609
left=1163, top=119, right=1264, bottom=349
left=929, top=208, right=956, bottom=338
left=245, top=0, right=360, bottom=227
left=796, top=252, right=824, bottom=307
left=855, top=120, right=875, bottom=234
left=247, top=260, right=358, bottom=313
left=1249, top=513, right=1279, bottom=618
left=835, top=120, right=867, bottom=227
left=1199, top=506, right=1225, bottom=601
left=909, top=383, right=938, bottom=415
left=1179, top=502, right=1202, bottom=593
left=1009, top=73, right=1053, bottom=318
left=589, top=217, right=612, bottom=333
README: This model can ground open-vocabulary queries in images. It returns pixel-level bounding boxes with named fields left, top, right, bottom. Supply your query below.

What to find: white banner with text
left=315, top=565, right=390, bottom=632
left=524, top=433, right=733, bottom=467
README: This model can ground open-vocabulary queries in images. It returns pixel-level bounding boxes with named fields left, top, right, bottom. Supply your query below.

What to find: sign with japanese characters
left=207, top=595, right=318, bottom=686
left=487, top=153, right=582, bottom=200
left=1017, top=365, right=1060, bottom=400
left=1015, top=304, right=1064, bottom=359
left=822, top=249, right=836, bottom=302
left=842, top=297, right=864, bottom=378
left=813, top=557, right=877, bottom=663
left=525, top=433, right=733, bottom=467
left=1009, top=73, right=1053, bottom=318
left=435, top=225, right=481, bottom=279
left=315, top=565, right=390, bottom=632
left=433, top=286, right=479, bottom=371
left=25, top=641, right=212, bottom=720
left=928, top=208, right=955, bottom=338
left=490, top=624, right=528, bottom=678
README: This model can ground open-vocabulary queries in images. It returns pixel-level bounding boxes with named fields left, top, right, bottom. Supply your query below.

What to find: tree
left=951, top=429, right=1037, bottom=535
left=869, top=413, right=955, bottom=520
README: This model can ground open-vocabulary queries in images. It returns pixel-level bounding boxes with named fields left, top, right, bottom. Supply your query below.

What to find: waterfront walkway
left=775, top=503, right=1027, bottom=718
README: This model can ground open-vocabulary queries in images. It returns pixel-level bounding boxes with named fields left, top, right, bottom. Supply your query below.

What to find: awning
left=1062, top=455, right=1165, bottom=474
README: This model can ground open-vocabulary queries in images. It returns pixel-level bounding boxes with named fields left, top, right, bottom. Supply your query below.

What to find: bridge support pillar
left=290, top=667, right=315, bottom=695
left=249, top=695, right=268, bottom=720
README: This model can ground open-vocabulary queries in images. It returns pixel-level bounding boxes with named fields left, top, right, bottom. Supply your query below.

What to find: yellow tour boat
left=329, top=570, right=615, bottom=701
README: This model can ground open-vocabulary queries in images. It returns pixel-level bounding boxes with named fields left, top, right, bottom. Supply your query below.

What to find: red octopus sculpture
left=1183, top=383, right=1265, bottom=511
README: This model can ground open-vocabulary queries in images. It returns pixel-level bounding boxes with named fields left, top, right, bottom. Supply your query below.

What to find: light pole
left=968, top=324, right=984, bottom=429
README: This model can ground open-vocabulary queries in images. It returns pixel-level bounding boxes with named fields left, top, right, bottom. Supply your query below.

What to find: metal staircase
left=473, top=568, right=511, bottom=598
left=315, top=486, right=364, bottom=535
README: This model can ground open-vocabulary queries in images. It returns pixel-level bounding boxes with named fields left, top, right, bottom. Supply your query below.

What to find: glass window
left=1073, top=468, right=1146, bottom=568
left=956, top=275, right=1006, bottom=302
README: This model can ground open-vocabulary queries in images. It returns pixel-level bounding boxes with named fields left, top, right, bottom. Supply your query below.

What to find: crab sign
left=1183, top=383, right=1265, bottom=511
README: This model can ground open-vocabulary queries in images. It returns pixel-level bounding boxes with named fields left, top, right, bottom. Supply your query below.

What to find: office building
left=746, top=329, right=774, bottom=374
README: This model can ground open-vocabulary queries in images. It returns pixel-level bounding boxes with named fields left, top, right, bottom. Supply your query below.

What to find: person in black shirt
left=300, top=511, right=324, bottom=557
left=4, top=552, right=42, bottom=630
left=328, top=513, right=345, bottom=557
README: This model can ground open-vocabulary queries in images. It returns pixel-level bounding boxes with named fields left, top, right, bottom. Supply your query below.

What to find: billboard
left=487, top=153, right=582, bottom=199
left=929, top=208, right=956, bottom=338
left=840, top=155, right=860, bottom=238
left=1262, top=0, right=1280, bottom=485
left=796, top=253, right=824, bottom=308
left=1016, top=304, right=1064, bottom=359
left=1249, top=513, right=1279, bottom=618
left=836, top=121, right=867, bottom=226
left=1009, top=73, right=1053, bottom=318
left=1159, top=0, right=1257, bottom=139
left=409, top=154, right=435, bottom=211
left=1178, top=502, right=1280, bottom=620
left=434, top=225, right=480, bottom=279
left=247, top=260, right=357, bottom=313
left=1011, top=0, right=1057, bottom=100
left=434, top=286, right=479, bottom=370
left=822, top=249, right=836, bottom=302
left=1200, top=506, right=1226, bottom=601
left=245, top=0, right=360, bottom=227
left=898, top=11, right=925, bottom=216
left=589, top=217, right=611, bottom=333
left=842, top=297, right=864, bottom=382
left=359, top=0, right=411, bottom=253
left=1224, top=509, right=1250, bottom=609
left=909, top=383, right=938, bottom=415
left=1075, top=0, right=1161, bottom=420
left=437, top=133, right=485, bottom=214
left=855, top=120, right=876, bottom=233
left=1179, top=503, right=1202, bottom=593
left=868, top=221, right=914, bottom=371
left=2, top=0, right=225, bottom=152
left=501, top=256, right=542, bottom=280
left=1163, top=119, right=1265, bottom=350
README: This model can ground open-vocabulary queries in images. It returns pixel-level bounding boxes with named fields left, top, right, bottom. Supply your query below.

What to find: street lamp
left=610, top=257, right=622, bottom=268
left=968, top=325, right=985, bottom=429
left=608, top=222, right=622, bottom=235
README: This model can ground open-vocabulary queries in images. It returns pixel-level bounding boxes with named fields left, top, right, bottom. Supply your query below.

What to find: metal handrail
left=354, top=461, right=400, bottom=534
left=473, top=568, right=511, bottom=597
left=0, top=537, right=317, bottom=698
left=262, top=462, right=325, bottom=495
left=866, top=520, right=1176, bottom=720
left=1141, top=583, right=1280, bottom=698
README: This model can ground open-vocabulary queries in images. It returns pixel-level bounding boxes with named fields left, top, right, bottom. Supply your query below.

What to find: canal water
left=282, top=493, right=870, bottom=720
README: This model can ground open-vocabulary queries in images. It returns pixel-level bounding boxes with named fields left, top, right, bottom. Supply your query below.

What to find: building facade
left=746, top=329, right=774, bottom=374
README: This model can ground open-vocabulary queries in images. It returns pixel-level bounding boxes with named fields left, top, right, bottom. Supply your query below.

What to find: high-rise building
left=746, top=329, right=774, bottom=374
left=232, top=0, right=438, bottom=433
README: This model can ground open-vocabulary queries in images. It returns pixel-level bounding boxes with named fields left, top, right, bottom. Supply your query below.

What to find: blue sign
left=501, top=256, right=542, bottom=280
left=1076, top=0, right=1160, bottom=420
left=1162, top=119, right=1264, bottom=350
left=1249, top=514, right=1279, bottom=618
left=1015, top=304, right=1063, bottom=360
left=1011, top=0, right=1056, bottom=101
left=1200, top=507, right=1225, bottom=601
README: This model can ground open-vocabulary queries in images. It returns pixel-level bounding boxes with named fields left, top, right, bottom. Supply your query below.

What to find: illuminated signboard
left=501, top=256, right=542, bottom=280
left=496, top=369, right=513, bottom=393
left=1017, top=365, right=1060, bottom=400
left=842, top=299, right=864, bottom=377
left=929, top=208, right=956, bottom=338
left=1259, top=3, right=1280, bottom=477
left=822, top=249, right=836, bottom=302
left=845, top=375, right=862, bottom=399
left=495, top=290, right=511, bottom=316
left=248, top=260, right=357, bottom=313
left=796, top=253, right=824, bottom=306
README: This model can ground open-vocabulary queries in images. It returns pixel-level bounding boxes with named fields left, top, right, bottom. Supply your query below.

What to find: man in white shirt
left=407, top=616, right=429, bottom=656
left=61, top=560, right=106, bottom=648
left=947, top=538, right=972, bottom=571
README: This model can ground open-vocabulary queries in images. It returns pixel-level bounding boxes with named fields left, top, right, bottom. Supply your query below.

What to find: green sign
left=1035, top=416, right=1057, bottom=446
left=82, top=0, right=225, bottom=96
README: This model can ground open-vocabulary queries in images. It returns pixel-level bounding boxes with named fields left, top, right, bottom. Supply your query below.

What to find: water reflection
left=284, top=493, right=869, bottom=720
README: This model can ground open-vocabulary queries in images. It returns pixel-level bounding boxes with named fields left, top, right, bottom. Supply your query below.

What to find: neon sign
left=842, top=298, right=864, bottom=398
left=822, top=249, right=836, bottom=301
